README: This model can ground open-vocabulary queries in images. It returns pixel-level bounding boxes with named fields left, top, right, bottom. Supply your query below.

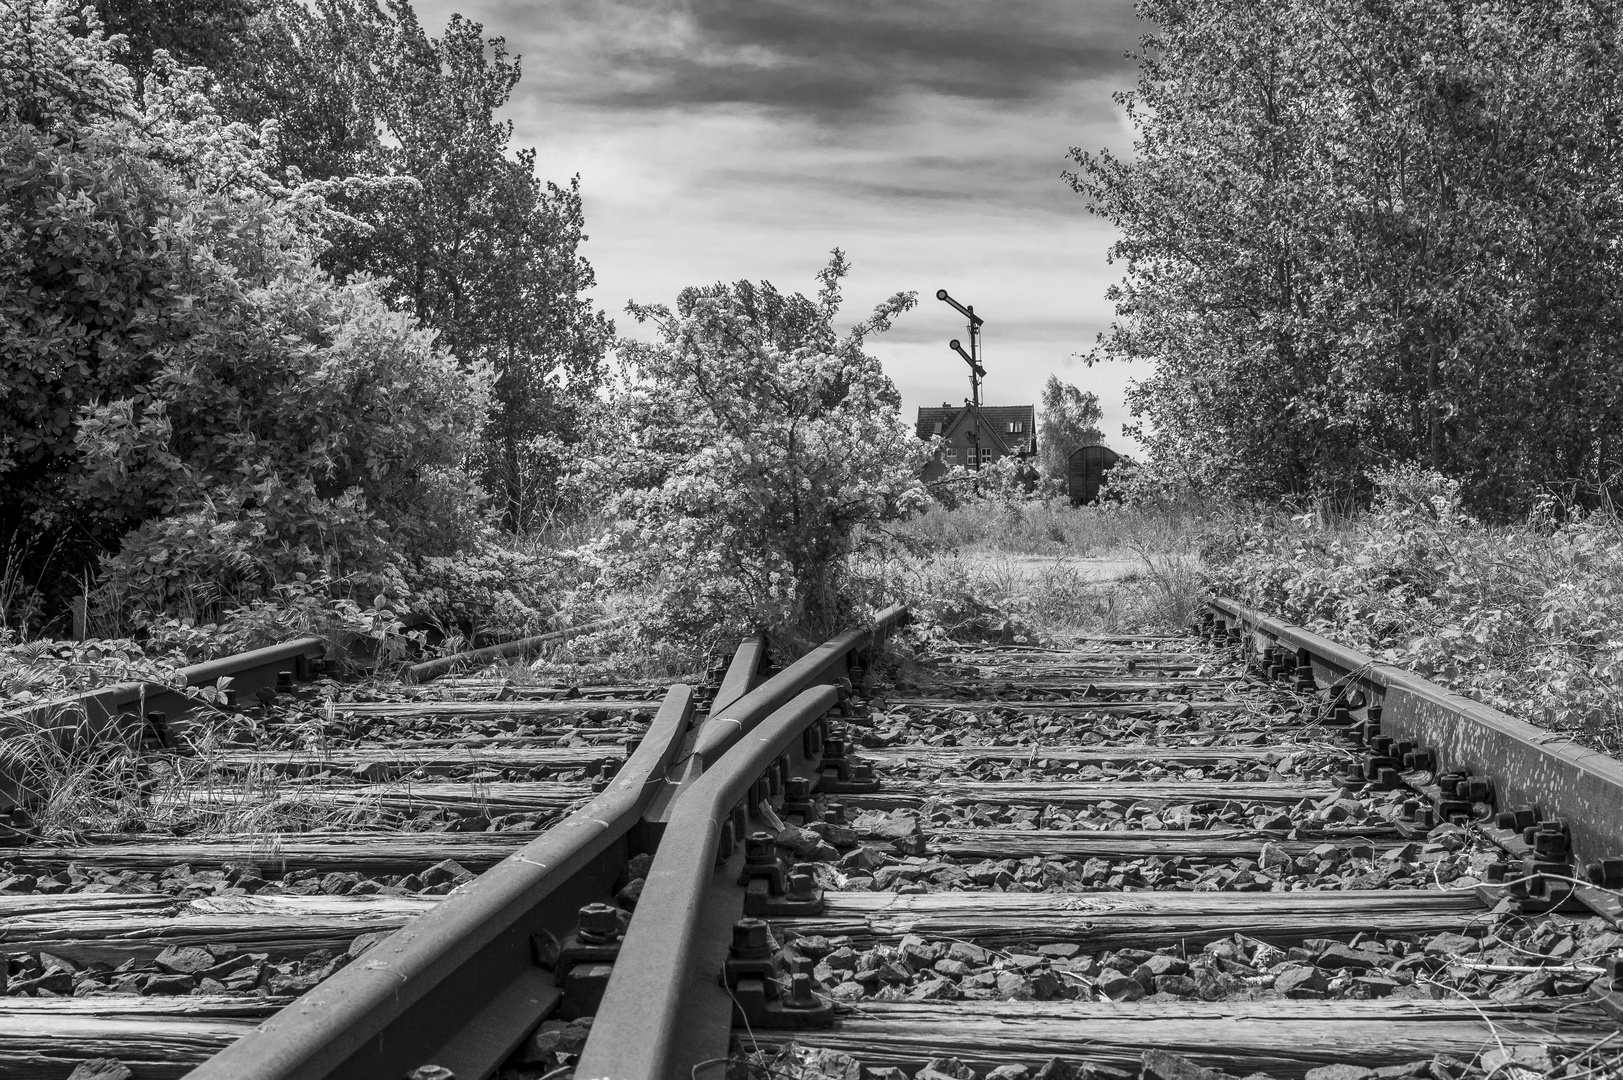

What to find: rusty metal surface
left=574, top=685, right=841, bottom=1080
left=401, top=617, right=625, bottom=684
left=712, top=632, right=770, bottom=716
left=1209, top=597, right=1623, bottom=868
left=637, top=633, right=771, bottom=850
left=691, top=603, right=906, bottom=765
left=5, top=635, right=327, bottom=732
left=187, top=684, right=696, bottom=1080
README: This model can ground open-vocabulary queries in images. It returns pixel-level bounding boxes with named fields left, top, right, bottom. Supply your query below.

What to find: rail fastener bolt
left=405, top=1066, right=455, bottom=1080
left=785, top=867, right=819, bottom=903
left=785, top=970, right=821, bottom=1010
left=782, top=777, right=819, bottom=824
left=1294, top=660, right=1316, bottom=692
left=1584, top=857, right=1623, bottom=888
left=744, top=831, right=778, bottom=866
left=1403, top=747, right=1437, bottom=772
left=576, top=902, right=621, bottom=945
left=730, top=918, right=773, bottom=961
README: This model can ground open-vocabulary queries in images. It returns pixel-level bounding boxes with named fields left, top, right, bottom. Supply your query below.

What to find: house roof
left=916, top=404, right=1036, bottom=449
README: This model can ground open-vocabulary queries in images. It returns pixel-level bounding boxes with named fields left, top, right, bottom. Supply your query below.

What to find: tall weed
left=1206, top=465, right=1623, bottom=751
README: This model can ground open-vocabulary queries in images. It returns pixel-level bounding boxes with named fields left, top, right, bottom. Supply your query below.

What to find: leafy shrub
left=1, top=3, right=492, bottom=633
left=928, top=456, right=1059, bottom=515
left=582, top=252, right=928, bottom=646
left=81, top=266, right=491, bottom=628
left=1206, top=465, right=1623, bottom=748
left=406, top=537, right=572, bottom=646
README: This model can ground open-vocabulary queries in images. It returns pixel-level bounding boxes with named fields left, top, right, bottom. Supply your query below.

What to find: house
left=916, top=403, right=1037, bottom=481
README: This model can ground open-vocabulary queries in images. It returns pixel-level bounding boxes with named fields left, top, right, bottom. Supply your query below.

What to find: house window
left=933, top=421, right=945, bottom=434
left=944, top=446, right=958, bottom=460
left=979, top=447, right=993, bottom=464
left=1008, top=421, right=1023, bottom=433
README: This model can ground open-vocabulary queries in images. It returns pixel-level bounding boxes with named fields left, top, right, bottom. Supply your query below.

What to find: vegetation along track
left=4, top=602, right=1623, bottom=1080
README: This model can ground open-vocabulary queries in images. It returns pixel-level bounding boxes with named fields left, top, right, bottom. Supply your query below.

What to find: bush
left=927, top=456, right=1059, bottom=515
left=582, top=251, right=928, bottom=645
left=82, top=266, right=491, bottom=628
left=0, top=3, right=492, bottom=634
left=1206, top=465, right=1623, bottom=748
left=406, top=537, right=572, bottom=646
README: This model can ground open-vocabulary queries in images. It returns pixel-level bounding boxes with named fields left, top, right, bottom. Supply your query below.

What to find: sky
left=414, top=0, right=1150, bottom=449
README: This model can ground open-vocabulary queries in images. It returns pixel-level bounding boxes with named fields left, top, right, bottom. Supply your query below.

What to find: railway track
left=2, top=602, right=1620, bottom=1079
left=0, top=629, right=678, bottom=1078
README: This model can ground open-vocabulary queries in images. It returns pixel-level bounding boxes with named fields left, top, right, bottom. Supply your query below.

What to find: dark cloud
left=482, top=0, right=1143, bottom=118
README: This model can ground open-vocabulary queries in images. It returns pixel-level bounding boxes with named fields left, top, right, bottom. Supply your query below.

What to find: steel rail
left=1, top=635, right=327, bottom=809
left=402, top=617, right=626, bottom=684
left=1208, top=596, right=1623, bottom=912
left=188, top=683, right=696, bottom=1080
left=691, top=603, right=907, bottom=765
left=4, top=635, right=327, bottom=734
left=575, top=684, right=843, bottom=1080
left=711, top=631, right=770, bottom=717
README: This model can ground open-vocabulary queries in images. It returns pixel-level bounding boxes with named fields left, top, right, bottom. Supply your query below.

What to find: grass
left=890, top=495, right=1214, bottom=560
left=1206, top=469, right=1623, bottom=754
left=868, top=497, right=1215, bottom=642
left=0, top=695, right=404, bottom=841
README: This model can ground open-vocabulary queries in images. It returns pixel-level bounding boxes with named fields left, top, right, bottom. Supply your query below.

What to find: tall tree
left=0, top=1, right=491, bottom=631
left=1037, top=375, right=1105, bottom=481
left=223, top=1, right=615, bottom=527
left=1071, top=0, right=1623, bottom=512
left=87, top=0, right=261, bottom=96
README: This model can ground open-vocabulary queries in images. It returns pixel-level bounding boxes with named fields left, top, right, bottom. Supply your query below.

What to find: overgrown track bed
left=0, top=640, right=681, bottom=1079
left=578, top=620, right=1623, bottom=1080
left=8, top=604, right=1620, bottom=1080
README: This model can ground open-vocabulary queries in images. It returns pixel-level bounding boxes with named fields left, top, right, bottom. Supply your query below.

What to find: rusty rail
left=574, top=685, right=844, bottom=1080
left=183, top=609, right=905, bottom=1079
left=572, top=607, right=907, bottom=1079
left=1206, top=597, right=1623, bottom=920
left=188, top=683, right=696, bottom=1080
left=711, top=631, right=770, bottom=716
left=401, top=617, right=626, bottom=685
left=692, top=605, right=907, bottom=765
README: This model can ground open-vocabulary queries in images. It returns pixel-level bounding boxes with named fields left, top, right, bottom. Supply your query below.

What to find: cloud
left=482, top=0, right=1142, bottom=118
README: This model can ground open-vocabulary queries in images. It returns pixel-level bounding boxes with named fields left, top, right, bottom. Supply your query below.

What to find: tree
left=0, top=1, right=491, bottom=631
left=1069, top=0, right=1623, bottom=512
left=87, top=0, right=262, bottom=96
left=1037, top=375, right=1105, bottom=481
left=224, top=1, right=615, bottom=528
left=585, top=252, right=928, bottom=644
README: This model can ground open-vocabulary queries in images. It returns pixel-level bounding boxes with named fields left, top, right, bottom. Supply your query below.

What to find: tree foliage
left=1037, top=375, right=1104, bottom=481
left=586, top=253, right=928, bottom=644
left=0, top=1, right=490, bottom=630
left=86, top=0, right=260, bottom=94
left=1070, top=0, right=1623, bottom=513
left=227, top=1, right=615, bottom=528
